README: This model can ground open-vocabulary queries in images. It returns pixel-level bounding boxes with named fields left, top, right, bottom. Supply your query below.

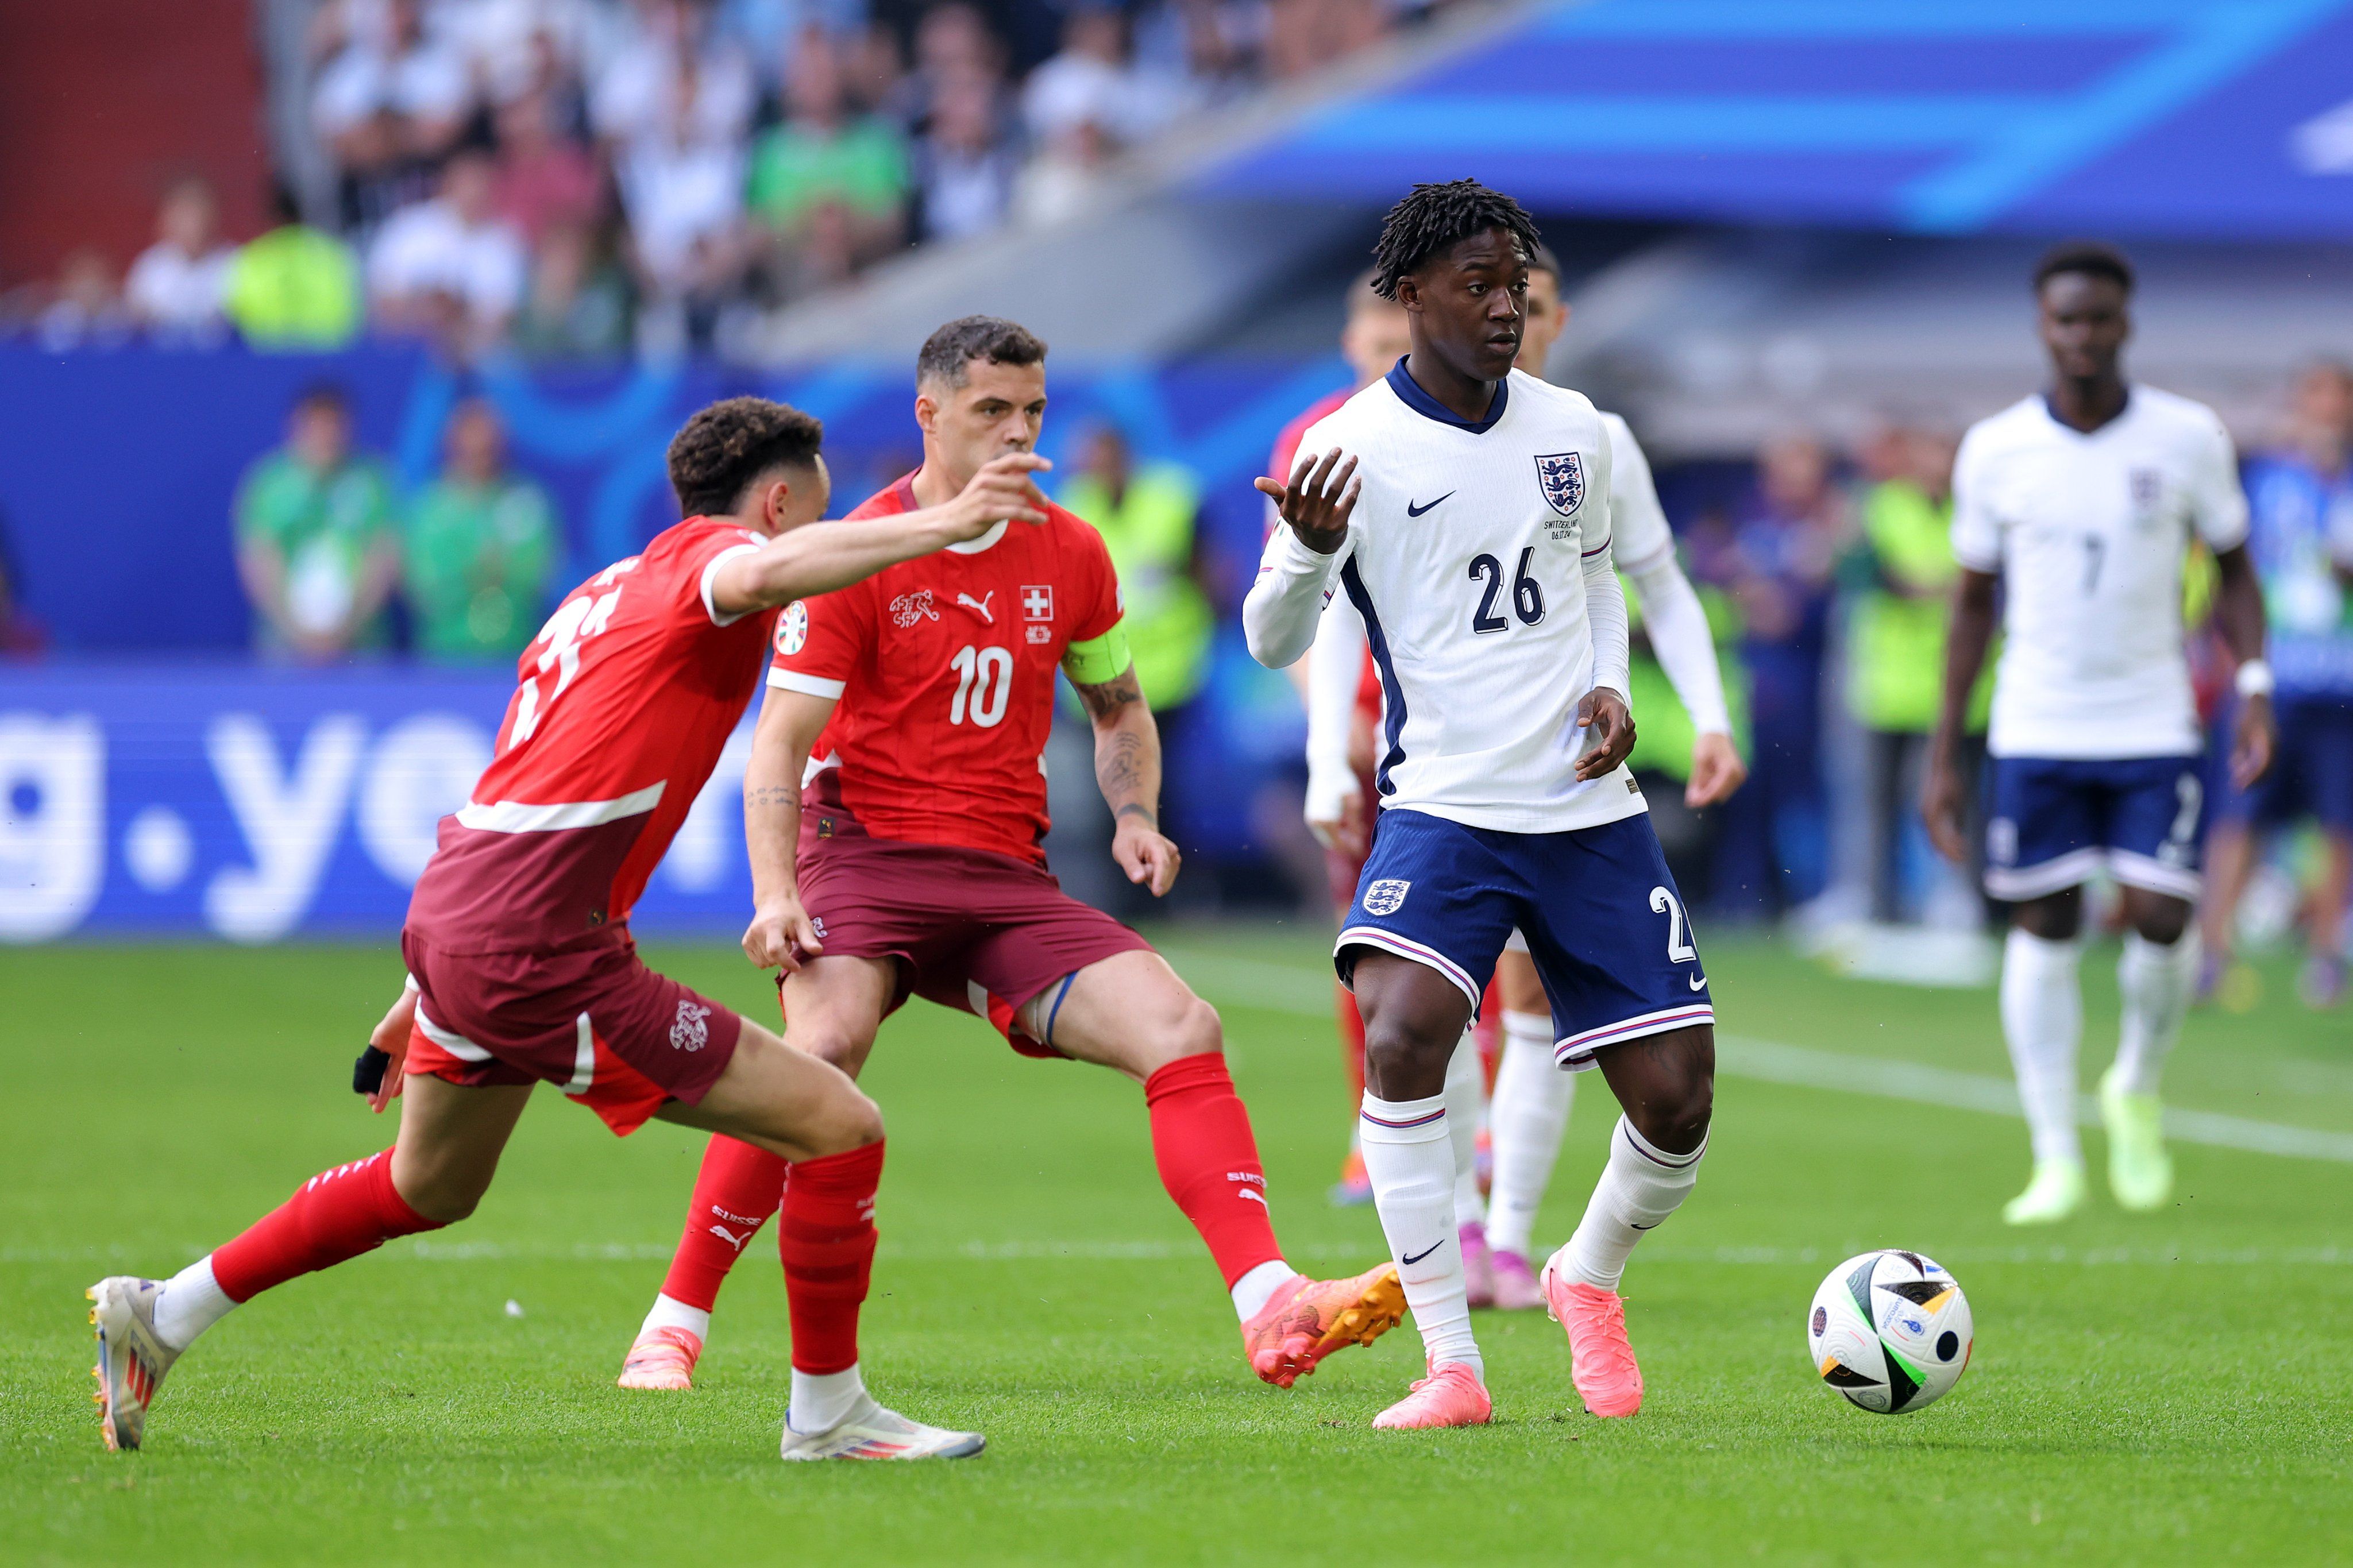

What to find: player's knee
left=1626, top=1032, right=1714, bottom=1154
left=1360, top=1022, right=1453, bottom=1099
left=807, top=1082, right=885, bottom=1157
left=396, top=1164, right=492, bottom=1225
left=791, top=1019, right=876, bottom=1076
left=1137, top=994, right=1223, bottom=1073
left=2131, top=899, right=2191, bottom=946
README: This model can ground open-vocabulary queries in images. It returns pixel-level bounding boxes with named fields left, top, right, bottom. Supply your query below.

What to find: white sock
left=787, top=1364, right=865, bottom=1434
left=2115, top=929, right=2198, bottom=1096
left=1445, top=1030, right=1487, bottom=1228
left=1359, top=1091, right=1481, bottom=1378
left=1487, top=1011, right=1573, bottom=1258
left=152, top=1256, right=236, bottom=1353
left=1231, top=1259, right=1299, bottom=1322
left=641, top=1292, right=711, bottom=1342
left=2002, top=928, right=2084, bottom=1165
left=1556, top=1116, right=1706, bottom=1293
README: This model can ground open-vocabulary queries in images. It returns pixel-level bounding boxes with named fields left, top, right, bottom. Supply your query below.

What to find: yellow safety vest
left=1060, top=465, right=1214, bottom=709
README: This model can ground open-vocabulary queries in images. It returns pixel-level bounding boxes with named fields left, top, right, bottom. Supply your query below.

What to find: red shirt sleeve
left=767, top=579, right=875, bottom=698
left=680, top=519, right=769, bottom=628
left=1069, top=519, right=1123, bottom=644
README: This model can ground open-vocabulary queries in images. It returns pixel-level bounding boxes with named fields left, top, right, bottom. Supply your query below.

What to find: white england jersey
left=1951, top=387, right=2247, bottom=759
left=1598, top=410, right=1673, bottom=573
left=1246, top=362, right=1644, bottom=835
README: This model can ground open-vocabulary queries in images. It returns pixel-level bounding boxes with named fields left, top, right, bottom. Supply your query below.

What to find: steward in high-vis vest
left=1060, top=426, right=1214, bottom=713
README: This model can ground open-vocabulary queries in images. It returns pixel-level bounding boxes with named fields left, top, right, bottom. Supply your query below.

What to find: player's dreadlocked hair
left=1369, top=180, right=1545, bottom=302
left=2034, top=240, right=2134, bottom=297
left=666, top=396, right=826, bottom=518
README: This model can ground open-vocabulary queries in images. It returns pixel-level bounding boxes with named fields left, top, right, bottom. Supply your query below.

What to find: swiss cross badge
left=1534, top=452, right=1585, bottom=517
left=1021, top=584, right=1054, bottom=621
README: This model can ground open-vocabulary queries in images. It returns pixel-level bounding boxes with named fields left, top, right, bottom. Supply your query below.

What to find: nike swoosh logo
left=1401, top=1241, right=1445, bottom=1265
left=1405, top=492, right=1454, bottom=517
left=1689, top=974, right=1708, bottom=991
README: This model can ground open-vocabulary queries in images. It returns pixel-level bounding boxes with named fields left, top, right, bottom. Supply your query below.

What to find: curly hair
left=1370, top=180, right=1545, bottom=302
left=2034, top=240, right=2134, bottom=298
left=916, top=315, right=1048, bottom=389
left=666, top=396, right=825, bottom=518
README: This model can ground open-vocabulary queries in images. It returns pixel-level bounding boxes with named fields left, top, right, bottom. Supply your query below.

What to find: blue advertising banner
left=0, top=664, right=765, bottom=942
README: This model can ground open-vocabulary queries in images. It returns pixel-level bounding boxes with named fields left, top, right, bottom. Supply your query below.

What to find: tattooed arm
left=740, top=685, right=838, bottom=971
left=1071, top=661, right=1182, bottom=898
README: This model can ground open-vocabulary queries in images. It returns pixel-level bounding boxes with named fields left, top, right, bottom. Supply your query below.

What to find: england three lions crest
left=1534, top=451, right=1585, bottom=518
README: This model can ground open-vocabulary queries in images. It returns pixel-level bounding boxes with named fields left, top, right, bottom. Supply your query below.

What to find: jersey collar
left=892, top=469, right=1009, bottom=554
left=2039, top=385, right=2133, bottom=438
left=1387, top=356, right=1509, bottom=435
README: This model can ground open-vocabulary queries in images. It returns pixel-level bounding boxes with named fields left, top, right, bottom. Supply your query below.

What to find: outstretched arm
left=710, top=453, right=1052, bottom=616
left=740, top=685, right=839, bottom=971
left=1245, top=448, right=1360, bottom=667
left=1071, top=661, right=1181, bottom=897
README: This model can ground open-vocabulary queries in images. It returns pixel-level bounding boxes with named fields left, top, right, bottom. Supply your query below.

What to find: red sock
left=1334, top=982, right=1366, bottom=1101
left=659, top=1135, right=790, bottom=1313
left=778, top=1140, right=883, bottom=1375
left=1143, top=1054, right=1284, bottom=1287
left=210, top=1150, right=441, bottom=1303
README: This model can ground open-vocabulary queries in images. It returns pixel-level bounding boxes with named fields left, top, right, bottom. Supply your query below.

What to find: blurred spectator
left=1014, top=117, right=1116, bottom=228
left=313, top=0, right=472, bottom=231
left=494, top=87, right=606, bottom=248
left=912, top=72, right=1017, bottom=241
left=592, top=0, right=757, bottom=149
left=1843, top=421, right=1986, bottom=923
left=234, top=385, right=399, bottom=661
left=125, top=179, right=236, bottom=343
left=615, top=50, right=753, bottom=350
left=514, top=222, right=636, bottom=357
left=33, top=250, right=132, bottom=351
left=369, top=150, right=530, bottom=355
left=747, top=28, right=908, bottom=281
left=1264, top=0, right=1386, bottom=80
left=2201, top=360, right=2353, bottom=1007
left=403, top=397, right=560, bottom=661
left=226, top=186, right=364, bottom=349
left=1711, top=431, right=1849, bottom=916
left=1022, top=9, right=1129, bottom=144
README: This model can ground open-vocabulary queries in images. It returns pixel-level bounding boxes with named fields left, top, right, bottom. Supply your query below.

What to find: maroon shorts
left=399, top=930, right=742, bottom=1136
left=793, top=835, right=1152, bottom=1058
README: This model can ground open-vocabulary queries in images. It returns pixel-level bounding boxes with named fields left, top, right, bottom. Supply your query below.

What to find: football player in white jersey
left=1923, top=242, right=2273, bottom=1225
left=1298, top=243, right=1746, bottom=1313
left=1247, top=181, right=1715, bottom=1430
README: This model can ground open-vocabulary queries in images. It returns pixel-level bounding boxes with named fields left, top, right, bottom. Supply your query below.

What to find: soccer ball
left=1806, top=1250, right=1973, bottom=1414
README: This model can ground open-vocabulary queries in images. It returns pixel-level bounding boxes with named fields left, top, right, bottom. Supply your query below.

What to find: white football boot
left=778, top=1392, right=985, bottom=1461
left=89, top=1277, right=180, bottom=1451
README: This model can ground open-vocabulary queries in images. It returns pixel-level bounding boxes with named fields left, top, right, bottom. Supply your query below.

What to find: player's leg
left=1017, top=947, right=1406, bottom=1388
left=1523, top=814, right=1715, bottom=1419
left=619, top=955, right=894, bottom=1390
left=1445, top=1006, right=1491, bottom=1308
left=1484, top=941, right=1568, bottom=1309
left=1327, top=813, right=1376, bottom=1204
left=90, top=1071, right=532, bottom=1450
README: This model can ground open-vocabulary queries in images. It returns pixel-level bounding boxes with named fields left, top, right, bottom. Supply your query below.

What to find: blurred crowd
left=4, top=0, right=1440, bottom=360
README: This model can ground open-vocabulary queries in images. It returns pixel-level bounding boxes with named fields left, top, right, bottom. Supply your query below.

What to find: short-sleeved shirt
left=1950, top=387, right=2248, bottom=759
left=234, top=450, right=398, bottom=647
left=406, top=516, right=777, bottom=953
left=766, top=474, right=1123, bottom=865
left=404, top=476, right=560, bottom=661
left=747, top=118, right=909, bottom=228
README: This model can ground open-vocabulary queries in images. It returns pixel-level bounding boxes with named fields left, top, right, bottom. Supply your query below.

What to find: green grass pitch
left=3, top=928, right=2349, bottom=1564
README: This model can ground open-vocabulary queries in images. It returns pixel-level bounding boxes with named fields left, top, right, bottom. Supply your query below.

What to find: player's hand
left=1252, top=447, right=1359, bottom=555
left=1113, top=810, right=1181, bottom=897
left=1920, top=750, right=1971, bottom=866
left=1684, top=731, right=1749, bottom=808
left=1573, top=687, right=1635, bottom=781
left=364, top=984, right=417, bottom=1114
left=1305, top=781, right=1368, bottom=859
left=949, top=452, right=1053, bottom=539
left=742, top=892, right=823, bottom=973
left=2229, top=692, right=2275, bottom=790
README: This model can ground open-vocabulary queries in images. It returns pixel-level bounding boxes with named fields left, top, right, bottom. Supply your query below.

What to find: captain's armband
left=1060, top=619, right=1131, bottom=687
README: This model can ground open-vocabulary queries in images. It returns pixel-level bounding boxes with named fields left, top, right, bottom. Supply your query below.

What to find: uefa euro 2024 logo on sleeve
left=1534, top=452, right=1585, bottom=519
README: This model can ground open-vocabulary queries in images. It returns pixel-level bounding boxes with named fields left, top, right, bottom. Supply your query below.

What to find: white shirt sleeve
left=1625, top=549, right=1731, bottom=736
left=1303, top=592, right=1370, bottom=828
left=1579, top=435, right=1629, bottom=698
left=1603, top=414, right=1673, bottom=574
left=2189, top=410, right=2250, bottom=552
left=1243, top=523, right=1353, bottom=670
left=1948, top=427, right=2003, bottom=573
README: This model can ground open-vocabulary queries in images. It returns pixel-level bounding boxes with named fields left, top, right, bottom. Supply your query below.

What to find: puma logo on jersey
left=889, top=589, right=939, bottom=628
left=956, top=591, right=996, bottom=624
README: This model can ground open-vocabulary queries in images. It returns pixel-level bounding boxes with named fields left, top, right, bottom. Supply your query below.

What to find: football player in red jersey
left=617, top=317, right=1405, bottom=1396
left=88, top=397, right=1057, bottom=1462
left=1266, top=271, right=1411, bottom=1204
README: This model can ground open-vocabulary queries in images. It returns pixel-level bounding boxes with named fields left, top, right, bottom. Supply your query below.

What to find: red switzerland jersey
left=406, top=516, right=778, bottom=953
left=767, top=474, right=1122, bottom=864
left=1268, top=387, right=1383, bottom=723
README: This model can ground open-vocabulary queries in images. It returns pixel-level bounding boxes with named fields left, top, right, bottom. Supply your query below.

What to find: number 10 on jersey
left=950, top=643, right=1012, bottom=727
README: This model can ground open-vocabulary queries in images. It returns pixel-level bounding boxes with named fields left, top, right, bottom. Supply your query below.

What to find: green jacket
left=404, top=477, right=559, bottom=661
left=1846, top=480, right=1990, bottom=734
left=234, top=450, right=396, bottom=650
left=225, top=226, right=361, bottom=349
left=1059, top=465, right=1213, bottom=709
left=1624, top=576, right=1748, bottom=783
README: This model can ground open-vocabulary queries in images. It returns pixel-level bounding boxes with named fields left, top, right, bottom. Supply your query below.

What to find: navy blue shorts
left=2214, top=694, right=2353, bottom=834
left=1984, top=754, right=2204, bottom=903
left=1334, top=808, right=1713, bottom=1071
